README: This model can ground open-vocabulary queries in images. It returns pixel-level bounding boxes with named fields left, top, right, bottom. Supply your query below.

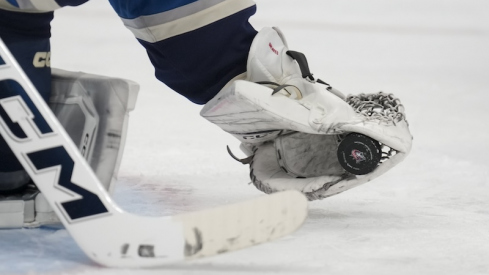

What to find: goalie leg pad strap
left=0, top=185, right=48, bottom=228
left=0, top=170, right=30, bottom=191
left=0, top=200, right=25, bottom=228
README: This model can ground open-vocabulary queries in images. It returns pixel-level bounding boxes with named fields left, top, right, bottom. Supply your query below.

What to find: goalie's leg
left=0, top=9, right=54, bottom=194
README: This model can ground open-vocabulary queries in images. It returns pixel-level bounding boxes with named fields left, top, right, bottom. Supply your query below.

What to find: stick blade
left=74, top=190, right=307, bottom=268
left=175, top=190, right=308, bottom=260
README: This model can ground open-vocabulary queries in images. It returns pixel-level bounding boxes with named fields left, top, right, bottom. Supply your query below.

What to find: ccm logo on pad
left=33, top=52, right=51, bottom=68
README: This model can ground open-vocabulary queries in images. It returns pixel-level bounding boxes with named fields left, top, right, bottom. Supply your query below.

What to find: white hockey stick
left=0, top=39, right=308, bottom=268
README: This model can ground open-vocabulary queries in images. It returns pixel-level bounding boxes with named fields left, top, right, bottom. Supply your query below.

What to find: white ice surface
left=1, top=0, right=489, bottom=274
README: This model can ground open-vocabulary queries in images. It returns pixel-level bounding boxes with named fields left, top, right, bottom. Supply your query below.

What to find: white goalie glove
left=201, top=27, right=412, bottom=200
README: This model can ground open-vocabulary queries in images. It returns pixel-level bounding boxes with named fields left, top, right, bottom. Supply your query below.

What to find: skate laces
left=346, top=92, right=406, bottom=125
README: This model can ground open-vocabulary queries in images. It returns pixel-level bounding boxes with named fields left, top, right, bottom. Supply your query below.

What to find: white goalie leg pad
left=0, top=69, right=139, bottom=228
left=202, top=27, right=412, bottom=200
left=50, top=68, right=139, bottom=192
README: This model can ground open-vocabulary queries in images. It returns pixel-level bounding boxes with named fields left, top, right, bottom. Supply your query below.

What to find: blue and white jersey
left=0, top=0, right=257, bottom=104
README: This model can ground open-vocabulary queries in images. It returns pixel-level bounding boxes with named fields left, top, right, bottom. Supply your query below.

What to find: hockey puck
left=337, top=133, right=381, bottom=175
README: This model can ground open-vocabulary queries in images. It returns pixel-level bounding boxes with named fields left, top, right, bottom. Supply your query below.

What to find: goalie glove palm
left=201, top=27, right=412, bottom=200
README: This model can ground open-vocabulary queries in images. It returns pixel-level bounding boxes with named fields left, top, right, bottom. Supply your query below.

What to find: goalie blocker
left=201, top=27, right=413, bottom=200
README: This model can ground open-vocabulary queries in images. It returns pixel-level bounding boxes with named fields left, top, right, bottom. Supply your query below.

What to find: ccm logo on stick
left=0, top=88, right=108, bottom=221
